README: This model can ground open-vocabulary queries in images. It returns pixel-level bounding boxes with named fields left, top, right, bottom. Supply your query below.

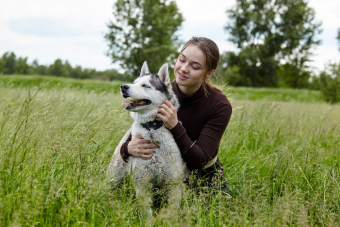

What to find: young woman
left=120, top=37, right=232, bottom=195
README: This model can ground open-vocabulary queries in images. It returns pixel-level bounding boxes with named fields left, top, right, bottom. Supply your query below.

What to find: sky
left=1, top=0, right=339, bottom=73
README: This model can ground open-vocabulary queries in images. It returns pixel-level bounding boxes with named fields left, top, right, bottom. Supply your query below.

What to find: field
left=0, top=75, right=339, bottom=226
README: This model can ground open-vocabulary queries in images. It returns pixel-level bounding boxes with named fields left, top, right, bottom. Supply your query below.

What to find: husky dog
left=106, top=62, right=188, bottom=212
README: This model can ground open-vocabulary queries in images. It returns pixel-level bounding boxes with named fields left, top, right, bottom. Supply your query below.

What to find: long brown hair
left=180, top=37, right=222, bottom=95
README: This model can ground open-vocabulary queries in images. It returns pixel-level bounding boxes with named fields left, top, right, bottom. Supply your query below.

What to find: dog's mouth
left=121, top=98, right=152, bottom=110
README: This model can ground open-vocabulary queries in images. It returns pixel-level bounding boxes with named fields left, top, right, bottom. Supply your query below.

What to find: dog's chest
left=130, top=124, right=184, bottom=181
left=130, top=153, right=183, bottom=184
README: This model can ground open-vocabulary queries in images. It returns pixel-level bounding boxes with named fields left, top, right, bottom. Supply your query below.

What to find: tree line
left=105, top=0, right=340, bottom=103
left=0, top=52, right=129, bottom=81
left=1, top=0, right=339, bottom=103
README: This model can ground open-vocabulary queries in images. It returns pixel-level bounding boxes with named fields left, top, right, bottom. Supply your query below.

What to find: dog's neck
left=131, top=110, right=158, bottom=123
left=141, top=120, right=163, bottom=131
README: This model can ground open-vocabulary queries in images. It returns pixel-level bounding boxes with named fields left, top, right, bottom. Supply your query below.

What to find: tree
left=217, top=51, right=251, bottom=86
left=225, top=0, right=322, bottom=87
left=319, top=63, right=340, bottom=104
left=317, top=28, right=340, bottom=104
left=277, top=56, right=311, bottom=88
left=63, top=60, right=74, bottom=78
left=49, top=59, right=65, bottom=77
left=1, top=52, right=16, bottom=74
left=105, top=0, right=183, bottom=77
left=0, top=59, right=4, bottom=74
left=70, top=65, right=83, bottom=79
left=15, top=57, right=30, bottom=75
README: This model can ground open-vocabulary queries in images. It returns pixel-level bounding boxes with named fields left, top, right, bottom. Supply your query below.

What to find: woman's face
left=174, top=44, right=212, bottom=95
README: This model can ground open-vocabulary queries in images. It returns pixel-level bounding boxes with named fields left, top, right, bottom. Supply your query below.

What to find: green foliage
left=224, top=0, right=321, bottom=87
left=0, top=51, right=128, bottom=81
left=0, top=79, right=339, bottom=225
left=49, top=59, right=65, bottom=77
left=319, top=62, right=340, bottom=104
left=30, top=59, right=49, bottom=75
left=0, top=52, right=17, bottom=74
left=217, top=51, right=251, bottom=86
left=0, top=52, right=30, bottom=75
left=14, top=57, right=30, bottom=75
left=277, top=62, right=311, bottom=88
left=218, top=65, right=245, bottom=87
left=105, top=0, right=183, bottom=77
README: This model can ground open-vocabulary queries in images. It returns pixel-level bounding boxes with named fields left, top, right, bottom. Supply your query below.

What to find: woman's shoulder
left=207, top=85, right=231, bottom=107
left=205, top=86, right=232, bottom=122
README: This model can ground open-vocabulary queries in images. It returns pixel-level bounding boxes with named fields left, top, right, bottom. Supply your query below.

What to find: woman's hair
left=180, top=37, right=222, bottom=95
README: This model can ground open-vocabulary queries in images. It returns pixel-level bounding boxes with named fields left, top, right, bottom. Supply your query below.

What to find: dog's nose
left=121, top=84, right=129, bottom=91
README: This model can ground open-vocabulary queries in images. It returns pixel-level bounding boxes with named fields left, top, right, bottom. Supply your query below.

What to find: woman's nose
left=181, top=63, right=189, bottom=72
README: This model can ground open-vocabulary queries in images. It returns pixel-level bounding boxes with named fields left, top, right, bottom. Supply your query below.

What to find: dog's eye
left=142, top=84, right=150, bottom=88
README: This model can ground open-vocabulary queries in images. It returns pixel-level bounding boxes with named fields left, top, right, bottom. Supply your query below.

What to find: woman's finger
left=160, top=103, right=170, bottom=111
left=142, top=149, right=154, bottom=155
left=142, top=143, right=158, bottom=149
left=157, top=108, right=168, bottom=116
left=141, top=154, right=153, bottom=159
left=139, top=149, right=154, bottom=159
left=164, top=100, right=175, bottom=110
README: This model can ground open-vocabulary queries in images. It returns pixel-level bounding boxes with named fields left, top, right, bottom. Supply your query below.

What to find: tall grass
left=1, top=75, right=323, bottom=103
left=0, top=76, right=339, bottom=226
left=0, top=75, right=122, bottom=94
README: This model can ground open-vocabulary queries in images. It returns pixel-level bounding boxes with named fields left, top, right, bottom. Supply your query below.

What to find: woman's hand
left=157, top=100, right=178, bottom=130
left=127, top=135, right=159, bottom=159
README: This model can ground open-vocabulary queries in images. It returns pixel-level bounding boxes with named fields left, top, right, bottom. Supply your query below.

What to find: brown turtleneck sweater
left=120, top=81, right=232, bottom=171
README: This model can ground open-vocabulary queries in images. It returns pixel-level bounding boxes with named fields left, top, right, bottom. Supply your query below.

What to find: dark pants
left=153, top=162, right=231, bottom=208
left=190, top=162, right=232, bottom=197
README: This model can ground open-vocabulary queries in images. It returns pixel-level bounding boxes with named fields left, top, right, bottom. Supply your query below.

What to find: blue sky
left=1, top=0, right=339, bottom=73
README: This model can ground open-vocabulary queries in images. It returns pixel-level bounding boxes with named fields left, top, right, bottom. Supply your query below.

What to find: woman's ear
left=206, top=70, right=214, bottom=79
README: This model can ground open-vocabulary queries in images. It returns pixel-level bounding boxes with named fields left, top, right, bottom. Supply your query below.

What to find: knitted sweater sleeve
left=120, top=133, right=132, bottom=163
left=170, top=101, right=232, bottom=170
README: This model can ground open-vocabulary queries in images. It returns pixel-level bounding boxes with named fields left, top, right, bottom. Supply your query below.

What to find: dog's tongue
left=121, top=100, right=138, bottom=109
left=121, top=100, right=130, bottom=109
left=122, top=99, right=149, bottom=109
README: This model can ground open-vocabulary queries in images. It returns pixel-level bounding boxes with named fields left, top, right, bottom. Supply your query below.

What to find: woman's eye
left=192, top=65, right=201, bottom=70
left=142, top=84, right=150, bottom=88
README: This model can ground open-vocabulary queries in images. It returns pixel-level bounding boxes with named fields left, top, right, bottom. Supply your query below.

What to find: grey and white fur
left=106, top=62, right=188, bottom=213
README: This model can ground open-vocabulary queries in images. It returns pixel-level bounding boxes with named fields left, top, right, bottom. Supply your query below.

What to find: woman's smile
left=177, top=71, right=188, bottom=80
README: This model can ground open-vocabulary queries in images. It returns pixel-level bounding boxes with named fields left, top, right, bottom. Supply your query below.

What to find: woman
left=120, top=37, right=232, bottom=195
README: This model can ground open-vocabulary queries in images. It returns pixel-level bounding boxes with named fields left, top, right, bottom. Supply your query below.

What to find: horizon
left=1, top=0, right=339, bottom=74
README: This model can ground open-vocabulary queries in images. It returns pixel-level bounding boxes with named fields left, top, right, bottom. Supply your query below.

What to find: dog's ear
left=139, top=61, right=150, bottom=77
left=157, top=63, right=170, bottom=86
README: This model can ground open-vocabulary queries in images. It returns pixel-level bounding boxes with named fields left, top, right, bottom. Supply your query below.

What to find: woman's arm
left=158, top=100, right=232, bottom=170
left=120, top=133, right=158, bottom=162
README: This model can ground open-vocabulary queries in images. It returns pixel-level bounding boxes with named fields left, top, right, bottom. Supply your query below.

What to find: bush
left=319, top=63, right=340, bottom=104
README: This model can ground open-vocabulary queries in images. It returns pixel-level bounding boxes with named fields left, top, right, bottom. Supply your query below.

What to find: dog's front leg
left=106, top=128, right=132, bottom=184
left=167, top=182, right=183, bottom=209
left=135, top=179, right=153, bottom=217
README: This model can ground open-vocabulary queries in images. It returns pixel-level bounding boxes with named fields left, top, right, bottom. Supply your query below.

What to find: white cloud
left=0, top=0, right=339, bottom=72
left=8, top=18, right=93, bottom=37
left=0, top=0, right=114, bottom=70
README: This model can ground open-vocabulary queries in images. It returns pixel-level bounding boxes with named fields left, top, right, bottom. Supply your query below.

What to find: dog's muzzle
left=121, top=84, right=130, bottom=98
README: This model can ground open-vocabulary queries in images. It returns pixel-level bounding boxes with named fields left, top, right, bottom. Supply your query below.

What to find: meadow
left=0, top=75, right=339, bottom=226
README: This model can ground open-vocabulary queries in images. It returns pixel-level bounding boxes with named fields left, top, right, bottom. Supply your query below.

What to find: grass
left=0, top=75, right=339, bottom=226
left=0, top=75, right=122, bottom=94
left=225, top=86, right=323, bottom=103
left=1, top=75, right=323, bottom=103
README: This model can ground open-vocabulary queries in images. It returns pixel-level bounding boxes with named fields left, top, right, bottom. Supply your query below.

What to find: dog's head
left=120, top=62, right=179, bottom=116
